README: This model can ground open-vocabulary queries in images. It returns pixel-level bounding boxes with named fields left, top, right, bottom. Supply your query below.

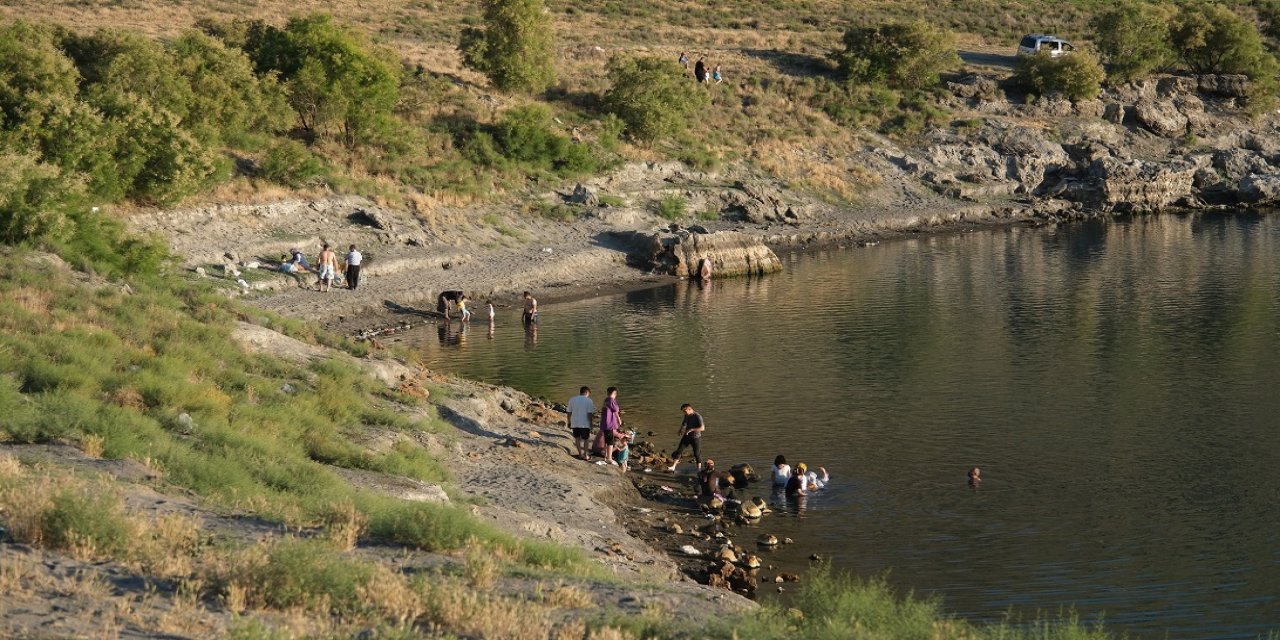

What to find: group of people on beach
left=277, top=244, right=362, bottom=292
left=679, top=51, right=724, bottom=84
left=567, top=386, right=637, bottom=471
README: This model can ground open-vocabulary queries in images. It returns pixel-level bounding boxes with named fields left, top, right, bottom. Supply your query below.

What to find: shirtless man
left=316, top=244, right=338, bottom=292
left=522, top=291, right=538, bottom=326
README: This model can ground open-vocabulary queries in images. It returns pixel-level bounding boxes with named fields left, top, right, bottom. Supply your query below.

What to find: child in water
left=968, top=466, right=981, bottom=488
left=771, top=455, right=791, bottom=487
left=458, top=295, right=471, bottom=322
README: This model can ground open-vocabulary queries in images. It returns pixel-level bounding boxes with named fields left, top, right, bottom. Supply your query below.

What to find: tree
left=1171, top=3, right=1279, bottom=109
left=603, top=56, right=707, bottom=144
left=244, top=15, right=399, bottom=146
left=833, top=21, right=960, bottom=90
left=1015, top=50, right=1106, bottom=101
left=1171, top=4, right=1272, bottom=75
left=459, top=0, right=556, bottom=93
left=1092, top=2, right=1176, bottom=83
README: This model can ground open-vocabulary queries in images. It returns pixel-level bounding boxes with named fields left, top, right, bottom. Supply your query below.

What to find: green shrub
left=244, top=538, right=375, bottom=613
left=833, top=21, right=960, bottom=90
left=656, top=195, right=686, bottom=220
left=1015, top=51, right=1106, bottom=101
left=459, top=0, right=557, bottom=93
left=167, top=31, right=291, bottom=146
left=260, top=139, right=326, bottom=187
left=42, top=485, right=133, bottom=556
left=0, top=153, right=83, bottom=244
left=1091, top=2, right=1176, bottom=83
left=604, top=56, right=708, bottom=143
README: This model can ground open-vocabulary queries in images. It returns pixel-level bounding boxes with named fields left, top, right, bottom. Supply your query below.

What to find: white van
left=1017, top=34, right=1075, bottom=57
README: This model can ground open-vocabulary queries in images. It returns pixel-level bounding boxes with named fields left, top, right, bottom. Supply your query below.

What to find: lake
left=398, top=215, right=1280, bottom=639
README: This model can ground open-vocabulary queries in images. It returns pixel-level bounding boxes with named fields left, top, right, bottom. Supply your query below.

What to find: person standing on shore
left=522, top=291, right=539, bottom=326
left=600, top=387, right=623, bottom=465
left=567, top=386, right=595, bottom=461
left=667, top=403, right=705, bottom=472
left=316, top=244, right=338, bottom=292
left=345, top=244, right=362, bottom=290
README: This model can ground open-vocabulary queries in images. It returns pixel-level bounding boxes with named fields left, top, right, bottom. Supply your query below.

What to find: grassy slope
left=0, top=258, right=1125, bottom=637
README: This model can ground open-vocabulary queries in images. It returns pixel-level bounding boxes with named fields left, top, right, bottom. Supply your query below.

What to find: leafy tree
left=245, top=15, right=400, bottom=146
left=459, top=0, right=556, bottom=93
left=1171, top=4, right=1274, bottom=75
left=603, top=56, right=707, bottom=144
left=167, top=31, right=290, bottom=146
left=1015, top=50, right=1106, bottom=101
left=0, top=153, right=83, bottom=244
left=1092, top=2, right=1176, bottom=83
left=833, top=21, right=960, bottom=90
left=1171, top=3, right=1279, bottom=109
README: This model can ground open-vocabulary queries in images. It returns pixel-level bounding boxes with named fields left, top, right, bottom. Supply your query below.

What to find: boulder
left=566, top=183, right=599, bottom=207
left=1103, top=103, right=1126, bottom=124
left=947, top=74, right=1001, bottom=101
left=1197, top=74, right=1250, bottom=98
left=1213, top=149, right=1271, bottom=183
left=1238, top=174, right=1280, bottom=204
left=1157, top=76, right=1197, bottom=97
left=1134, top=99, right=1188, bottom=137
left=726, top=180, right=808, bottom=223
left=349, top=207, right=395, bottom=231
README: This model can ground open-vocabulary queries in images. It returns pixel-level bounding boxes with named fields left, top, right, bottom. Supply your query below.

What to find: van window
left=1020, top=36, right=1037, bottom=48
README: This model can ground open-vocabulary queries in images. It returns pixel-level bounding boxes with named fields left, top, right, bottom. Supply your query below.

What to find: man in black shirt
left=667, top=403, right=705, bottom=472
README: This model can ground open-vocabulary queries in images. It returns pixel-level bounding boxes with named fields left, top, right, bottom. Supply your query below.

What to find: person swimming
left=771, top=455, right=791, bottom=487
left=968, top=466, right=981, bottom=488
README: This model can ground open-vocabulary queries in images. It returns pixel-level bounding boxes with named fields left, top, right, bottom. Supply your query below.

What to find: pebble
left=679, top=545, right=701, bottom=557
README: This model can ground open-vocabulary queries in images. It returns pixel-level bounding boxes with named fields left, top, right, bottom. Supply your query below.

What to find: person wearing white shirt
left=345, top=244, right=362, bottom=290
left=567, top=386, right=596, bottom=461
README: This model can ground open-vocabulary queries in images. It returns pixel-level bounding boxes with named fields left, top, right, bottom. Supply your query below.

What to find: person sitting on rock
left=699, top=459, right=735, bottom=501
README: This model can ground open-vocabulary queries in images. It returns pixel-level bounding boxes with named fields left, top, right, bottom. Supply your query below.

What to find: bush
left=656, top=195, right=686, bottom=220
left=260, top=139, right=326, bottom=187
left=42, top=485, right=133, bottom=557
left=1015, top=51, right=1106, bottom=101
left=0, top=153, right=83, bottom=244
left=459, top=0, right=557, bottom=93
left=1092, top=2, right=1176, bottom=83
left=604, top=56, right=708, bottom=144
left=833, top=21, right=960, bottom=90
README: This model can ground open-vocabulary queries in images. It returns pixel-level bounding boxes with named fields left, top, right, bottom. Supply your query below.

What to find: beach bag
left=591, top=429, right=607, bottom=457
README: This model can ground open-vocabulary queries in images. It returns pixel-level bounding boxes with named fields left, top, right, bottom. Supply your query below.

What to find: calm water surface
left=400, top=216, right=1280, bottom=638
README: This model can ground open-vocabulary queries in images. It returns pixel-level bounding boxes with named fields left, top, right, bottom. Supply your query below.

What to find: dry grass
left=320, top=500, right=367, bottom=551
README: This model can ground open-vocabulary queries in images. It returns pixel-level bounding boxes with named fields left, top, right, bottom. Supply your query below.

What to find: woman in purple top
left=600, top=387, right=623, bottom=465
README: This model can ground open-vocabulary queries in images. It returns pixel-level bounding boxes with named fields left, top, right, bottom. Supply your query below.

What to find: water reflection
left=409, top=214, right=1280, bottom=639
